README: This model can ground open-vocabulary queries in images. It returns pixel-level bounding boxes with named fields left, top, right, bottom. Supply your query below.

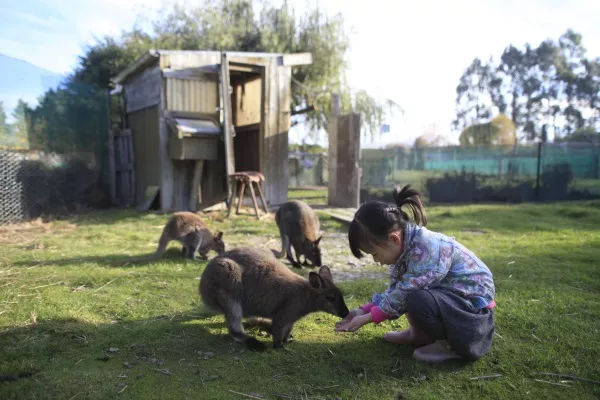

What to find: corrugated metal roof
left=112, top=50, right=312, bottom=85
left=113, top=50, right=160, bottom=84
left=165, top=78, right=218, bottom=115
left=167, top=118, right=221, bottom=138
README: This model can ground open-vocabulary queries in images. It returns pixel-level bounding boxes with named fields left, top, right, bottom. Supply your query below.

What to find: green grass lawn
left=1, top=192, right=599, bottom=399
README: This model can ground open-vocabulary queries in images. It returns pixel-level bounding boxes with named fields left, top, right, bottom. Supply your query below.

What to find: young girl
left=335, top=185, right=495, bottom=362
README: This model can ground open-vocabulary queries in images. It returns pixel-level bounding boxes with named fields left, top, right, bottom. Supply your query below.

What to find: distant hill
left=0, top=53, right=64, bottom=119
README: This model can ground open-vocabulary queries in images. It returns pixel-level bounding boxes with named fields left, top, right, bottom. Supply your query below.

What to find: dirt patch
left=228, top=231, right=386, bottom=282
left=0, top=218, right=76, bottom=246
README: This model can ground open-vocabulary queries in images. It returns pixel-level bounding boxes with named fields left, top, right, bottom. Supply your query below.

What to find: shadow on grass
left=11, top=249, right=213, bottom=269
left=0, top=311, right=469, bottom=399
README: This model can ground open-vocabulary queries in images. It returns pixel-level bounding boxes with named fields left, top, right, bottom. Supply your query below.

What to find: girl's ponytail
left=392, top=185, right=427, bottom=226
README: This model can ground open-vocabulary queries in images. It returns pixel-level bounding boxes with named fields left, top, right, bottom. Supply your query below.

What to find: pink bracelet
left=359, top=303, right=375, bottom=312
left=370, top=306, right=390, bottom=324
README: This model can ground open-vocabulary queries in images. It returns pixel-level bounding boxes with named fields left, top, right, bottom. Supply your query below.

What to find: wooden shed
left=110, top=50, right=311, bottom=211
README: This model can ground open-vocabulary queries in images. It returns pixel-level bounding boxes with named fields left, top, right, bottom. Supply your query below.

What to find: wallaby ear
left=314, top=236, right=322, bottom=245
left=318, top=265, right=332, bottom=281
left=309, top=272, right=323, bottom=289
left=215, top=231, right=223, bottom=240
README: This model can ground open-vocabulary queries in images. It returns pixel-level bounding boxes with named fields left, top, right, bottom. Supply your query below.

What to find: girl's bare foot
left=413, top=340, right=462, bottom=362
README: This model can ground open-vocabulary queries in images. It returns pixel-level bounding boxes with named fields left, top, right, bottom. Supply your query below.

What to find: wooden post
left=189, top=160, right=204, bottom=211
left=158, top=71, right=174, bottom=211
left=106, top=90, right=117, bottom=206
left=236, top=181, right=246, bottom=214
left=327, top=93, right=340, bottom=206
left=535, top=141, right=542, bottom=197
left=220, top=53, right=235, bottom=201
left=256, top=182, right=269, bottom=213
left=126, top=130, right=135, bottom=205
left=248, top=182, right=261, bottom=219
left=331, top=93, right=340, bottom=116
left=227, top=177, right=236, bottom=217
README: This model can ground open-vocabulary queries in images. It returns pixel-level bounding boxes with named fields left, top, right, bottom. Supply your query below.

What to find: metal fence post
left=535, top=142, right=542, bottom=197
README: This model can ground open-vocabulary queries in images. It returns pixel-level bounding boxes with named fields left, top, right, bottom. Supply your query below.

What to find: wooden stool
left=227, top=171, right=269, bottom=219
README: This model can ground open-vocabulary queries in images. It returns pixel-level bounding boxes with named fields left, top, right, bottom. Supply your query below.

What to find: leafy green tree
left=413, top=135, right=448, bottom=149
left=453, top=58, right=495, bottom=132
left=0, top=101, right=9, bottom=146
left=10, top=100, right=29, bottom=149
left=72, top=0, right=388, bottom=137
left=27, top=0, right=391, bottom=162
left=454, top=30, right=599, bottom=141
left=556, top=127, right=599, bottom=143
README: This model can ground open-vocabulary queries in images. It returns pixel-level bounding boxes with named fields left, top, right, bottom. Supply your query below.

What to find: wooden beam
left=220, top=52, right=236, bottom=177
left=291, top=105, right=315, bottom=116
left=278, top=53, right=313, bottom=66
left=190, top=160, right=204, bottom=211
left=106, top=91, right=117, bottom=206
left=158, top=72, right=174, bottom=211
left=162, top=67, right=218, bottom=80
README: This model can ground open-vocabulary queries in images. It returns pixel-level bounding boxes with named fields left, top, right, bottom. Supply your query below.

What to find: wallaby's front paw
left=273, top=340, right=284, bottom=349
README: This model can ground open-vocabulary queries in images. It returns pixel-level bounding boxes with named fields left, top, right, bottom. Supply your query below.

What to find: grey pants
left=406, top=289, right=494, bottom=360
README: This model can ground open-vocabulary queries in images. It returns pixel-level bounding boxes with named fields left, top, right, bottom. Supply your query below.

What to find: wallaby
left=153, top=212, right=225, bottom=260
left=273, top=200, right=322, bottom=268
left=199, top=247, right=349, bottom=350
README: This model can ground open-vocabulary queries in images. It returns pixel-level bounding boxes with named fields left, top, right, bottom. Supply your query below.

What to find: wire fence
left=0, top=149, right=102, bottom=225
left=360, top=142, right=600, bottom=203
left=288, top=151, right=327, bottom=188
left=288, top=142, right=600, bottom=203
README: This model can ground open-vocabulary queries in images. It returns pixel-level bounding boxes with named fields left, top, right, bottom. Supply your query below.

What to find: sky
left=1, top=0, right=599, bottom=147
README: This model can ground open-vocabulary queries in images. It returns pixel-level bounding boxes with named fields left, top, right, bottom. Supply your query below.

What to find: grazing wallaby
left=273, top=200, right=322, bottom=268
left=153, top=212, right=225, bottom=260
left=199, top=247, right=349, bottom=350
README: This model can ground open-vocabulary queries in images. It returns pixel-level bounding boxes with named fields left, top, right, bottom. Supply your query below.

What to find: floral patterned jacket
left=367, top=223, right=495, bottom=321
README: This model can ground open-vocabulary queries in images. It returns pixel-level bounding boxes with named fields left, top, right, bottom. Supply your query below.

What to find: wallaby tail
left=271, top=208, right=287, bottom=258
left=271, top=230, right=289, bottom=259
left=152, top=231, right=170, bottom=260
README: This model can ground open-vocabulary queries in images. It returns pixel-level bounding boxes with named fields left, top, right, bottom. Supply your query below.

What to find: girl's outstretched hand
left=335, top=312, right=373, bottom=332
left=335, top=308, right=366, bottom=330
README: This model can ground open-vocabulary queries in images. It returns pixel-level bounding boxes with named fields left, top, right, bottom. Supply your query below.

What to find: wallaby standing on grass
left=153, top=212, right=225, bottom=260
left=273, top=200, right=322, bottom=268
left=199, top=247, right=349, bottom=350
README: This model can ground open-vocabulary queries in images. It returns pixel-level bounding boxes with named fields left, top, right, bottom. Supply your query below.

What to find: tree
left=459, top=114, right=516, bottom=147
left=70, top=0, right=388, bottom=137
left=27, top=0, right=391, bottom=159
left=556, top=127, right=599, bottom=143
left=10, top=100, right=29, bottom=149
left=414, top=123, right=451, bottom=148
left=0, top=101, right=9, bottom=146
left=453, top=58, right=495, bottom=132
left=454, top=30, right=599, bottom=141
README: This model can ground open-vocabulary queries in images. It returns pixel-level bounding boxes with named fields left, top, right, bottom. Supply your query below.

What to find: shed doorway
left=229, top=63, right=264, bottom=173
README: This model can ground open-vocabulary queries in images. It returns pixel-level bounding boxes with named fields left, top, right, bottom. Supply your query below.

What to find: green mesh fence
left=359, top=142, right=600, bottom=201
left=288, top=152, right=327, bottom=188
